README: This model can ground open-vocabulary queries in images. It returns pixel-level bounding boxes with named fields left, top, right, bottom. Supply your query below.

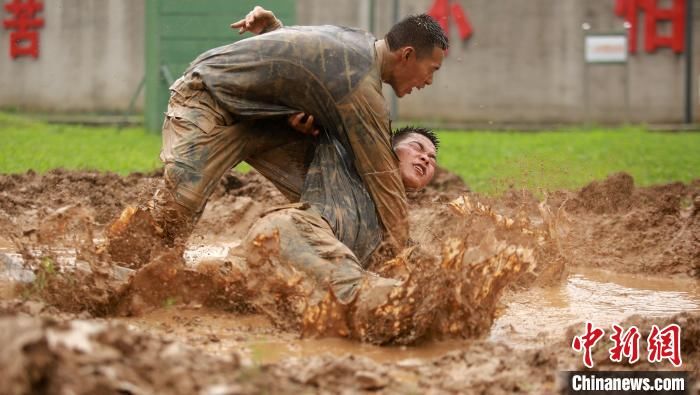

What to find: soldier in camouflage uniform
left=106, top=7, right=448, bottom=269
left=238, top=126, right=438, bottom=302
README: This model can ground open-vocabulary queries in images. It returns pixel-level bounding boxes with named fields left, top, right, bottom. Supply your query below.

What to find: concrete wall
left=299, top=0, right=700, bottom=124
left=1, top=0, right=698, bottom=123
left=0, top=0, right=144, bottom=112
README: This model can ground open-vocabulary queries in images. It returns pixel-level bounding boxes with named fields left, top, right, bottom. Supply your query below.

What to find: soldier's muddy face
left=390, top=46, right=444, bottom=97
left=394, top=133, right=437, bottom=191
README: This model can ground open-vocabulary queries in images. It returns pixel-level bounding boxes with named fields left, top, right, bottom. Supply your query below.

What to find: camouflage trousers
left=239, top=206, right=378, bottom=303
left=106, top=74, right=312, bottom=266
left=236, top=205, right=432, bottom=345
left=158, top=73, right=312, bottom=241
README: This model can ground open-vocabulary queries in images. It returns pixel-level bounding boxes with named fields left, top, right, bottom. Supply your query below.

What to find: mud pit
left=0, top=168, right=698, bottom=393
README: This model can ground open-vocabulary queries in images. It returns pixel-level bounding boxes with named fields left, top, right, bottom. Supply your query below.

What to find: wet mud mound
left=114, top=250, right=258, bottom=317
left=0, top=313, right=557, bottom=394
left=410, top=172, right=699, bottom=281
left=0, top=169, right=160, bottom=230
left=0, top=315, right=312, bottom=395
left=2, top=307, right=696, bottom=394
left=0, top=169, right=284, bottom=243
left=555, top=172, right=699, bottom=277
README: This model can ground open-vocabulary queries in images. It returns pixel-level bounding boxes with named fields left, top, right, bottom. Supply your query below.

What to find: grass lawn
left=1, top=112, right=698, bottom=194
left=438, top=128, right=700, bottom=194
left=0, top=113, right=163, bottom=175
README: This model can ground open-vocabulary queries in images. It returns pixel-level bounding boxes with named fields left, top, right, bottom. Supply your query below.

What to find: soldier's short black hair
left=392, top=126, right=439, bottom=153
left=385, top=14, right=449, bottom=57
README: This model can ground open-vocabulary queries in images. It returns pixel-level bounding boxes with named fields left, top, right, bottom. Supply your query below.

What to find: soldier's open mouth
left=413, top=164, right=425, bottom=176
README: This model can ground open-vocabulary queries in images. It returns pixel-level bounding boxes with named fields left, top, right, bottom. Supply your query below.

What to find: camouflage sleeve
left=337, top=75, right=409, bottom=252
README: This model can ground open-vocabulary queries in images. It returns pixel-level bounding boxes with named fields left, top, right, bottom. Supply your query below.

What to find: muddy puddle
left=0, top=242, right=241, bottom=283
left=492, top=267, right=700, bottom=347
left=120, top=306, right=476, bottom=366
left=115, top=259, right=699, bottom=366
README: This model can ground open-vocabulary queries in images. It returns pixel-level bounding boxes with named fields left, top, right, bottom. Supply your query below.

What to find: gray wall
left=1, top=0, right=698, bottom=123
left=300, top=0, right=700, bottom=124
left=0, top=0, right=144, bottom=112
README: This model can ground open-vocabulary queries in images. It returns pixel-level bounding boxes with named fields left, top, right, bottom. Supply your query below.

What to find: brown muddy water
left=1, top=170, right=698, bottom=394
left=492, top=267, right=700, bottom=347
left=130, top=248, right=700, bottom=364
left=120, top=307, right=476, bottom=366
left=184, top=244, right=700, bottom=356
left=119, top=265, right=699, bottom=365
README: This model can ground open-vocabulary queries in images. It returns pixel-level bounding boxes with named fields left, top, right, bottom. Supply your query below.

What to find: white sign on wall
left=585, top=35, right=628, bottom=63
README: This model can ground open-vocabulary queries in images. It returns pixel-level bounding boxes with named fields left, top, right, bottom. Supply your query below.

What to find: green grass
left=0, top=112, right=253, bottom=176
left=1, top=112, right=698, bottom=194
left=437, top=127, right=700, bottom=194
left=0, top=113, right=162, bottom=175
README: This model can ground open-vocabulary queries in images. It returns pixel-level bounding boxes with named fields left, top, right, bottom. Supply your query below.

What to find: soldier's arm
left=230, top=6, right=283, bottom=35
left=231, top=8, right=320, bottom=137
left=339, top=81, right=410, bottom=252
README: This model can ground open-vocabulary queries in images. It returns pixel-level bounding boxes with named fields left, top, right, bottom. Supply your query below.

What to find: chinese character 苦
left=3, top=0, right=44, bottom=59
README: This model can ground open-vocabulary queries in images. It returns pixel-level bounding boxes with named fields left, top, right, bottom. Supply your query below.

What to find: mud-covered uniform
left=162, top=25, right=408, bottom=263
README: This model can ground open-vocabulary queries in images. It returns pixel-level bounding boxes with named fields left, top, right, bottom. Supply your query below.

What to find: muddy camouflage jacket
left=187, top=26, right=408, bottom=262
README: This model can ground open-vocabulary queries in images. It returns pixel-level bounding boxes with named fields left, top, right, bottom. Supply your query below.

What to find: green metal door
left=145, top=0, right=296, bottom=132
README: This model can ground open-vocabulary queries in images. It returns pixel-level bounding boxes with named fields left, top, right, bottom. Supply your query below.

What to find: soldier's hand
left=288, top=113, right=320, bottom=137
left=230, top=6, right=282, bottom=35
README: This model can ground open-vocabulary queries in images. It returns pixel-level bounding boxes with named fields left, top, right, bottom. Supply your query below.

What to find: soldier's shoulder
left=278, top=25, right=375, bottom=41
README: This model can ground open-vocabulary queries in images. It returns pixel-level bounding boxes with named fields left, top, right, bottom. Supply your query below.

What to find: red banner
left=428, top=0, right=473, bottom=47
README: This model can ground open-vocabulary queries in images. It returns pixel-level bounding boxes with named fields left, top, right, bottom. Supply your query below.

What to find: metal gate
left=145, top=0, right=296, bottom=132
